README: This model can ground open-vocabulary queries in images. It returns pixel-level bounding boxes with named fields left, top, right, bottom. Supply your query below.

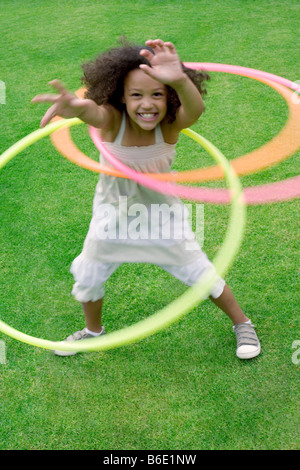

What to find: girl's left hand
left=139, top=39, right=185, bottom=86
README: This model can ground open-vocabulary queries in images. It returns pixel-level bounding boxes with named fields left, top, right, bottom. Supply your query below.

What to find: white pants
left=71, top=253, right=225, bottom=303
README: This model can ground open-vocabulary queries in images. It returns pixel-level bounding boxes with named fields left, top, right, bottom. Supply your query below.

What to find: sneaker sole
left=54, top=344, right=78, bottom=356
left=236, top=345, right=261, bottom=359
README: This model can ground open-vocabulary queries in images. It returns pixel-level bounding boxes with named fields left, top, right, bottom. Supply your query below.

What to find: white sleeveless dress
left=70, top=113, right=225, bottom=302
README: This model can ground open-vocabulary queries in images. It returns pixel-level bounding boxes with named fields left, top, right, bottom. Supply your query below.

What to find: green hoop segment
left=0, top=119, right=246, bottom=352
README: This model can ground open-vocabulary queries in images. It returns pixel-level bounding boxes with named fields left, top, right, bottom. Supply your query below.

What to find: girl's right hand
left=31, top=79, right=88, bottom=127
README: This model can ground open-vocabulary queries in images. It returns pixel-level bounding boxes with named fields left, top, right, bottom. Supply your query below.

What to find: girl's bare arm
left=32, top=79, right=114, bottom=128
left=139, top=39, right=204, bottom=130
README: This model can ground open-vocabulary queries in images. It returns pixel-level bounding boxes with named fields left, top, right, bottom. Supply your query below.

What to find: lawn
left=0, top=0, right=299, bottom=450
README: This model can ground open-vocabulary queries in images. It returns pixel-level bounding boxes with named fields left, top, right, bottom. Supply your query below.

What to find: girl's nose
left=141, top=97, right=153, bottom=109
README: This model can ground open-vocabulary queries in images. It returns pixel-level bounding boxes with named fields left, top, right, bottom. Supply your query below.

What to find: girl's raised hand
left=32, top=80, right=88, bottom=127
left=139, top=39, right=185, bottom=86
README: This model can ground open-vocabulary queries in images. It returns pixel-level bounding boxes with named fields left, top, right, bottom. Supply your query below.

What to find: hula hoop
left=1, top=116, right=298, bottom=205
left=0, top=117, right=237, bottom=205
left=0, top=121, right=246, bottom=351
left=184, top=62, right=300, bottom=91
left=89, top=125, right=235, bottom=203
left=89, top=125, right=300, bottom=205
left=0, top=119, right=78, bottom=171
left=49, top=67, right=300, bottom=185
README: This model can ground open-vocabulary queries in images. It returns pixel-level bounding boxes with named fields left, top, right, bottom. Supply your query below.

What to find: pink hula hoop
left=184, top=62, right=300, bottom=92
left=89, top=126, right=236, bottom=204
left=88, top=62, right=299, bottom=204
left=90, top=123, right=300, bottom=205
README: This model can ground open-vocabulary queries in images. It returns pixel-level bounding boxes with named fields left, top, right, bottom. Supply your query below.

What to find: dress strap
left=114, top=112, right=126, bottom=144
left=155, top=124, right=164, bottom=144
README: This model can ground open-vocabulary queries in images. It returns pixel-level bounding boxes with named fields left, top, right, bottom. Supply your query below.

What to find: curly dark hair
left=81, top=38, right=210, bottom=123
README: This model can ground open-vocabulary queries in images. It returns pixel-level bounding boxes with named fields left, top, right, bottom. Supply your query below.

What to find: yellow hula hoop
left=0, top=119, right=246, bottom=352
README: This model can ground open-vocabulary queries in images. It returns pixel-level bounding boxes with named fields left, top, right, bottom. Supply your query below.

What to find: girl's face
left=122, top=69, right=167, bottom=131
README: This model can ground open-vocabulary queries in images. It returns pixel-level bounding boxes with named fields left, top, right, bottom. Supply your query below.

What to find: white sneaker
left=54, top=327, right=105, bottom=356
left=233, top=322, right=261, bottom=359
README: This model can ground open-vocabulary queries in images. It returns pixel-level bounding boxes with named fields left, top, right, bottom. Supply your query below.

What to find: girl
left=32, top=39, right=260, bottom=359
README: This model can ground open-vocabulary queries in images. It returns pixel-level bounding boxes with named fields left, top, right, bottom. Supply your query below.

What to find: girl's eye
left=131, top=93, right=141, bottom=97
left=153, top=92, right=163, bottom=97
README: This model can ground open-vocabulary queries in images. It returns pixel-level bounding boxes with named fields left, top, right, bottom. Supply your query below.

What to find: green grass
left=0, top=0, right=299, bottom=450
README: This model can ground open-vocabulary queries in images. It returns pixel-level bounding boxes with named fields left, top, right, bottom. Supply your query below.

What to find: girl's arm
left=168, top=73, right=204, bottom=129
left=32, top=79, right=114, bottom=128
left=140, top=40, right=204, bottom=130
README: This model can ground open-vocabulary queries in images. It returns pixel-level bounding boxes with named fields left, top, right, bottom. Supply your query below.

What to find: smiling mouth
left=137, top=113, right=158, bottom=121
